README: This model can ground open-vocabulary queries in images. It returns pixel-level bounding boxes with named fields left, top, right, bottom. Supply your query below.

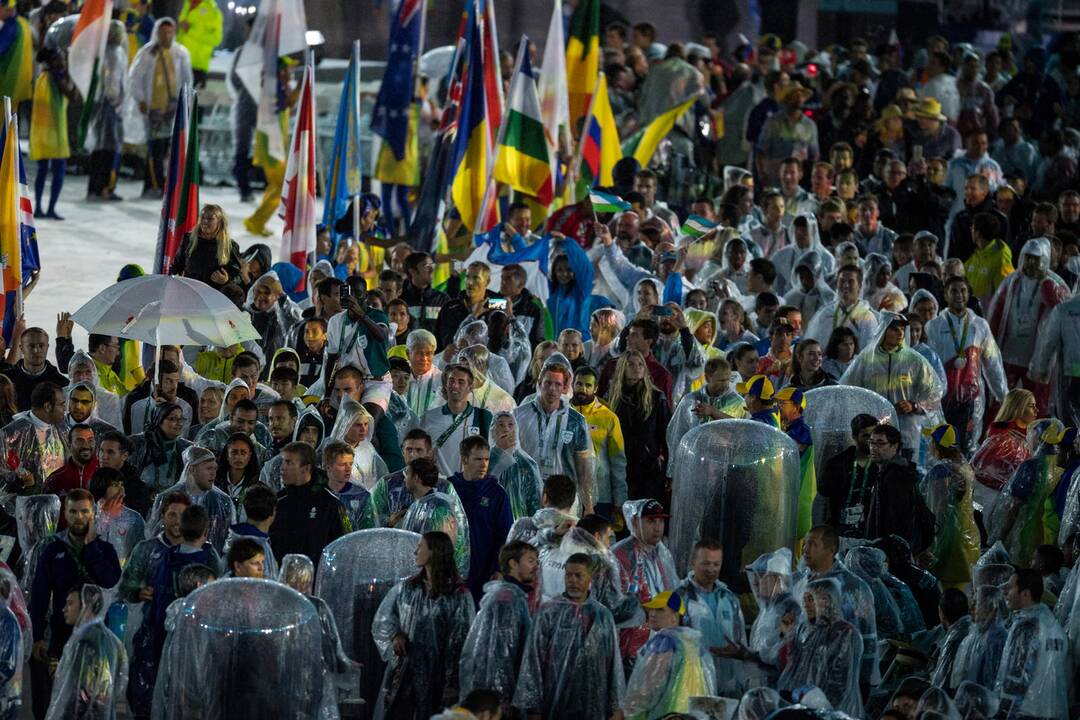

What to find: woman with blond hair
left=605, top=349, right=671, bottom=503
left=513, top=340, right=556, bottom=404
left=173, top=204, right=242, bottom=289
left=971, top=388, right=1039, bottom=519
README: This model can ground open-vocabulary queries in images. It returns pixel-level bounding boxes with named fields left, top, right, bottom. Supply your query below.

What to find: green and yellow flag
left=494, top=45, right=554, bottom=205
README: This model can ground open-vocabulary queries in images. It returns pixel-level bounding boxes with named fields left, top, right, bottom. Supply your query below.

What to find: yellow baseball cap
left=774, top=386, right=805, bottom=409
left=921, top=423, right=957, bottom=448
left=641, top=590, right=685, bottom=615
left=736, top=374, right=775, bottom=400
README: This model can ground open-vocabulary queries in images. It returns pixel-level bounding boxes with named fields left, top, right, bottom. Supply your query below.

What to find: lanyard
left=845, top=461, right=871, bottom=508
left=533, top=403, right=567, bottom=472
left=435, top=405, right=474, bottom=449
left=946, top=311, right=970, bottom=358
left=834, top=303, right=857, bottom=329
left=409, top=372, right=436, bottom=416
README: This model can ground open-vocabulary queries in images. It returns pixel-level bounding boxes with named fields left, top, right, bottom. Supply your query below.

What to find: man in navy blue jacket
left=29, top=488, right=121, bottom=718
left=449, top=435, right=513, bottom=602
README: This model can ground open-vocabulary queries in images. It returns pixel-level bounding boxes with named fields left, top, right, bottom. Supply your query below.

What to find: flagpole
left=567, top=71, right=602, bottom=202
left=475, top=35, right=526, bottom=235
left=351, top=40, right=362, bottom=242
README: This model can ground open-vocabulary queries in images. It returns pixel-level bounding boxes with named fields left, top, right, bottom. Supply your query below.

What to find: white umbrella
left=71, top=275, right=261, bottom=348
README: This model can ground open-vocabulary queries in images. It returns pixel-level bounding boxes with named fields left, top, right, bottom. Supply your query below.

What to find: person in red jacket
left=45, top=424, right=99, bottom=529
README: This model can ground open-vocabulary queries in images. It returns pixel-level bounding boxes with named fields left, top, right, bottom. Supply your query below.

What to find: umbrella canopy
left=71, top=275, right=260, bottom=347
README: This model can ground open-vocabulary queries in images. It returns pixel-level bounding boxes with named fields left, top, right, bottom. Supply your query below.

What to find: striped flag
left=588, top=190, right=630, bottom=214
left=680, top=214, right=718, bottom=238
left=565, top=0, right=599, bottom=139
left=278, top=63, right=317, bottom=293
left=154, top=86, right=193, bottom=275
left=537, top=0, right=569, bottom=163
left=68, top=0, right=114, bottom=148
left=493, top=42, right=553, bottom=205
left=576, top=72, right=621, bottom=192
left=0, top=114, right=39, bottom=341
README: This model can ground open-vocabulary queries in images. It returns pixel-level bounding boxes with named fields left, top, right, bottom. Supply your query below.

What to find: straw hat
left=913, top=97, right=947, bottom=121
left=779, top=82, right=813, bottom=104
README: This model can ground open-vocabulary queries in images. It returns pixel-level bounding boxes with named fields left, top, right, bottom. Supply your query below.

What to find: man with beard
left=28, top=489, right=121, bottom=718
left=570, top=366, right=627, bottom=523
left=421, top=364, right=493, bottom=479
left=44, top=425, right=99, bottom=510
left=265, top=400, right=297, bottom=457
left=60, top=383, right=118, bottom=440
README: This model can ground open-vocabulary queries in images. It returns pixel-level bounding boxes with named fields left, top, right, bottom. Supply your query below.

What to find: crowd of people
left=7, top=0, right=1080, bottom=719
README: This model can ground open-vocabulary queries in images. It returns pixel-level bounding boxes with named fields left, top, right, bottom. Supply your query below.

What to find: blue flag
left=0, top=117, right=40, bottom=344
left=371, top=0, right=421, bottom=160
left=323, top=42, right=362, bottom=240
left=476, top=227, right=551, bottom=277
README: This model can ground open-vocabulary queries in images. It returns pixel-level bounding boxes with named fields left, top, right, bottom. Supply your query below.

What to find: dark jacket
left=609, top=388, right=671, bottom=503
left=434, top=291, right=500, bottom=351
left=818, top=446, right=869, bottom=533
left=269, top=478, right=347, bottom=565
left=448, top=472, right=514, bottom=602
left=400, top=280, right=449, bottom=334
left=30, top=532, right=121, bottom=654
left=511, top=288, right=547, bottom=348
left=865, top=456, right=933, bottom=553
left=117, top=460, right=153, bottom=519
left=172, top=234, right=243, bottom=291
left=949, top=197, right=1009, bottom=263
left=3, top=361, right=68, bottom=411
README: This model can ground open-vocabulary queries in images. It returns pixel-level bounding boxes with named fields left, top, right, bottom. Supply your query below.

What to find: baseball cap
left=640, top=499, right=670, bottom=519
left=736, top=374, right=775, bottom=400
left=641, top=590, right=685, bottom=615
left=921, top=423, right=957, bottom=448
left=774, top=386, right=805, bottom=409
left=914, top=230, right=939, bottom=246
left=388, top=356, right=411, bottom=374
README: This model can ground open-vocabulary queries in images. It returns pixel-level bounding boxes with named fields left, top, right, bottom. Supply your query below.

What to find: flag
left=680, top=214, right=718, bottom=238
left=577, top=72, right=621, bottom=190
left=235, top=0, right=307, bottom=162
left=622, top=97, right=698, bottom=168
left=323, top=42, right=362, bottom=237
left=621, top=57, right=704, bottom=167
left=0, top=15, right=34, bottom=105
left=278, top=63, right=317, bottom=293
left=493, top=44, right=553, bottom=205
left=173, top=93, right=200, bottom=252
left=537, top=0, right=569, bottom=160
left=450, top=0, right=499, bottom=234
left=565, top=0, right=599, bottom=138
left=588, top=190, right=629, bottom=214
left=0, top=114, right=39, bottom=342
left=152, top=85, right=194, bottom=276
left=68, top=0, right=114, bottom=148
left=370, top=0, right=421, bottom=161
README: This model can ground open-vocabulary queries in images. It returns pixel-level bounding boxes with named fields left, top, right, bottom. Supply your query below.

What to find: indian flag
left=565, top=0, right=599, bottom=139
left=68, top=0, right=113, bottom=104
left=681, top=214, right=718, bottom=238
left=493, top=43, right=553, bottom=205
left=588, top=190, right=630, bottom=214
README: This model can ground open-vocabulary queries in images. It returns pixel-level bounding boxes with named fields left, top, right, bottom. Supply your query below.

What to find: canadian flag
left=278, top=62, right=317, bottom=293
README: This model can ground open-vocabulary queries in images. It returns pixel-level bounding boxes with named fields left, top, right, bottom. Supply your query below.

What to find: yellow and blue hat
left=736, top=374, right=774, bottom=400
left=774, top=386, right=805, bottom=409
left=922, top=423, right=957, bottom=448
left=641, top=590, right=685, bottom=615
left=1040, top=420, right=1068, bottom=445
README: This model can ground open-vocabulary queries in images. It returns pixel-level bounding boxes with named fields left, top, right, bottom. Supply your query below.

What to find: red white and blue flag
left=278, top=62, right=317, bottom=293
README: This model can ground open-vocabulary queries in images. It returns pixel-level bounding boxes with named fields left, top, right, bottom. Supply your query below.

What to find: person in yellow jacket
left=176, top=0, right=221, bottom=87
left=0, top=0, right=33, bottom=107
left=965, top=212, right=1014, bottom=308
left=569, top=365, right=628, bottom=525
left=29, top=41, right=77, bottom=220
left=245, top=60, right=299, bottom=237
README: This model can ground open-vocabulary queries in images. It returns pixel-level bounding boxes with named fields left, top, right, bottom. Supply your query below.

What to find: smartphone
left=652, top=306, right=674, bottom=317
left=338, top=283, right=352, bottom=302
left=913, top=145, right=924, bottom=162
left=487, top=298, right=508, bottom=311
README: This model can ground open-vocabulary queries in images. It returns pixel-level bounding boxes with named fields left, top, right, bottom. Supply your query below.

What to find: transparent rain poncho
left=844, top=546, right=908, bottom=639
left=953, top=681, right=998, bottom=720
left=151, top=578, right=335, bottom=720
left=839, top=312, right=945, bottom=456
left=745, top=548, right=803, bottom=667
left=915, top=686, right=962, bottom=720
left=666, top=380, right=747, bottom=454
left=277, top=554, right=357, bottom=717
left=612, top=499, right=679, bottom=601
left=370, top=574, right=475, bottom=719
left=556, top=526, right=639, bottom=623
left=0, top=409, right=67, bottom=500
left=313, top=528, right=420, bottom=711
left=668, top=420, right=800, bottom=593
left=398, top=490, right=470, bottom=577
left=782, top=248, right=837, bottom=325
left=0, top=576, right=19, bottom=718
left=929, top=613, right=973, bottom=693
left=862, top=253, right=908, bottom=313
left=64, top=349, right=123, bottom=430
left=736, top=686, right=784, bottom=720
left=777, top=578, right=864, bottom=717
left=1057, top=561, right=1080, bottom=671
left=451, top=320, right=518, bottom=394
left=924, top=457, right=981, bottom=587
left=675, top=567, right=746, bottom=694
left=324, top=397, right=389, bottom=491
left=952, top=585, right=1010, bottom=689
left=458, top=579, right=533, bottom=702
left=986, top=418, right=1065, bottom=567
left=993, top=602, right=1069, bottom=719
left=15, top=494, right=59, bottom=588
left=771, top=215, right=833, bottom=297
left=146, top=447, right=236, bottom=552
left=458, top=345, right=517, bottom=414
left=487, top=411, right=544, bottom=521
left=621, top=625, right=717, bottom=719
left=45, top=585, right=127, bottom=720
left=512, top=595, right=625, bottom=719
left=96, top=502, right=146, bottom=569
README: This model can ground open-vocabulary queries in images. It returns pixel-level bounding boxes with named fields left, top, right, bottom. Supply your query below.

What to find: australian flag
left=371, top=0, right=421, bottom=161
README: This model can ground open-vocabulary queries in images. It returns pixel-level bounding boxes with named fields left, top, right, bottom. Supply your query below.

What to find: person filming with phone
left=435, top=262, right=503, bottom=351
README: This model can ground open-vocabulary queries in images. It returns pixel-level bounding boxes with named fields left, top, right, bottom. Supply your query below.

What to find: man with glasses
left=864, top=424, right=932, bottom=553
